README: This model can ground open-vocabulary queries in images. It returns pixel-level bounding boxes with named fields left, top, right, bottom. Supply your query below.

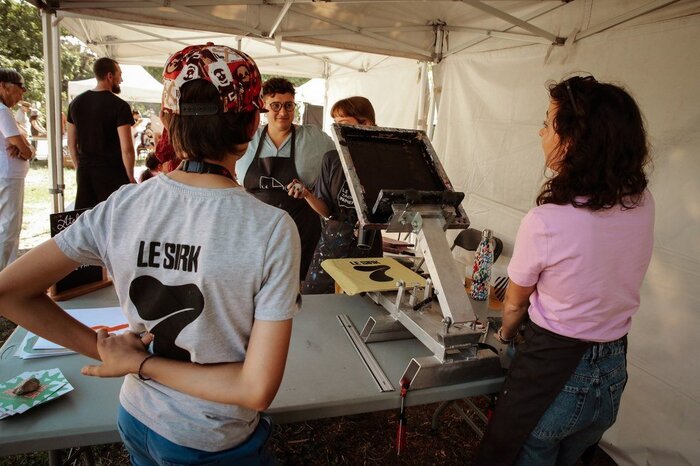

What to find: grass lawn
left=20, top=160, right=78, bottom=251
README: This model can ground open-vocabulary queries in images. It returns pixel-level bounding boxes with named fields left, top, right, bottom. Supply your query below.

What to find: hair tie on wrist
left=138, top=354, right=156, bottom=381
left=497, top=327, right=514, bottom=344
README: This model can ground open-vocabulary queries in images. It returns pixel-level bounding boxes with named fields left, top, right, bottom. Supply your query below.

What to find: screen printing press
left=323, top=125, right=508, bottom=390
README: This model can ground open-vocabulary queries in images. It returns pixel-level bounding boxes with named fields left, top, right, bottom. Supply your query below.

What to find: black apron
left=243, top=125, right=321, bottom=280
left=477, top=321, right=595, bottom=466
left=302, top=158, right=382, bottom=294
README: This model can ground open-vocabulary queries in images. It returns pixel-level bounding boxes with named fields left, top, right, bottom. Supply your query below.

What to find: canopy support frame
left=42, top=7, right=65, bottom=214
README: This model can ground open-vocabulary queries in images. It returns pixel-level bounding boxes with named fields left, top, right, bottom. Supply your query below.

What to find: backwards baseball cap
left=161, top=43, right=266, bottom=116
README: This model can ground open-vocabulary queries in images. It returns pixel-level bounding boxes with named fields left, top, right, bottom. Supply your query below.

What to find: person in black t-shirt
left=290, top=96, right=383, bottom=294
left=67, top=57, right=135, bottom=209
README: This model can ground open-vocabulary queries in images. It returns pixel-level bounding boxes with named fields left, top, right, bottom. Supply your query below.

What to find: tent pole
left=416, top=62, right=428, bottom=131
left=426, top=65, right=436, bottom=140
left=322, top=59, right=330, bottom=131
left=41, top=8, right=64, bottom=214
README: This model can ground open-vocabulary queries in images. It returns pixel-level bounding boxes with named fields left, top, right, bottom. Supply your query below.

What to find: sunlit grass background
left=20, top=160, right=78, bottom=251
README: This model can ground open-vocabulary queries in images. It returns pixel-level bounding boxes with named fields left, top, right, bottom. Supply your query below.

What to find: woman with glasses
left=236, top=77, right=335, bottom=282
left=0, top=68, right=33, bottom=271
left=477, top=76, right=654, bottom=466
left=291, top=96, right=383, bottom=294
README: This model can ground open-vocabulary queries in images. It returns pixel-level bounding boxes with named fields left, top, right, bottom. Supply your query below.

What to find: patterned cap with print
left=161, top=43, right=265, bottom=115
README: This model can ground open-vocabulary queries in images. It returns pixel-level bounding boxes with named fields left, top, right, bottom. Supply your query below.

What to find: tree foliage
left=0, top=0, right=95, bottom=113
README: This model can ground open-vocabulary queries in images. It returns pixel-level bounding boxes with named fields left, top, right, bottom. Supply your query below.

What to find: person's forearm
left=117, top=124, right=136, bottom=182
left=67, top=142, right=79, bottom=168
left=139, top=357, right=275, bottom=410
left=304, top=191, right=331, bottom=218
left=6, top=135, right=34, bottom=159
left=500, top=300, right=528, bottom=340
left=81, top=314, right=293, bottom=410
left=287, top=180, right=330, bottom=217
left=2, top=294, right=100, bottom=360
left=0, top=241, right=99, bottom=359
left=138, top=320, right=291, bottom=410
left=499, top=282, right=535, bottom=340
left=122, top=150, right=135, bottom=182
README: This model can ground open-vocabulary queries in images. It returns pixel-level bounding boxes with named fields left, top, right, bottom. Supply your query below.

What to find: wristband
left=497, top=327, right=514, bottom=344
left=138, top=354, right=156, bottom=381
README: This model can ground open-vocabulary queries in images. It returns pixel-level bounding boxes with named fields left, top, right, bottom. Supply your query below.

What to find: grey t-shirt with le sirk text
left=54, top=174, right=301, bottom=451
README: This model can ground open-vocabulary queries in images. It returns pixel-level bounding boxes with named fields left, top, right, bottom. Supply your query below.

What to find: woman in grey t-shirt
left=0, top=45, right=300, bottom=464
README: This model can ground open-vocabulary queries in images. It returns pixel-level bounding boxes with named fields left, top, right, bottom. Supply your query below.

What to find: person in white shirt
left=14, top=100, right=31, bottom=136
left=0, top=69, right=34, bottom=270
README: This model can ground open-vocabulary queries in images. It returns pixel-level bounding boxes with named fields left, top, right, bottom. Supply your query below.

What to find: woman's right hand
left=81, top=330, right=154, bottom=378
left=287, top=178, right=308, bottom=199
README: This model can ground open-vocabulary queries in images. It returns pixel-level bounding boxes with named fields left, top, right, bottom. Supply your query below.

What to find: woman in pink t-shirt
left=478, top=76, right=654, bottom=466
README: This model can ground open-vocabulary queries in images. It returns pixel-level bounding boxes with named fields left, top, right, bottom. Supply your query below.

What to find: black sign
left=49, top=209, right=105, bottom=295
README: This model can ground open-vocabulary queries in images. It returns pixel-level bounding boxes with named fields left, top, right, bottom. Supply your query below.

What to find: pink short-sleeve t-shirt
left=507, top=190, right=654, bottom=342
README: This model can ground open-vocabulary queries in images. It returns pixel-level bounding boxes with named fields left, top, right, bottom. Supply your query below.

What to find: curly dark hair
left=262, top=77, right=295, bottom=98
left=536, top=76, right=650, bottom=210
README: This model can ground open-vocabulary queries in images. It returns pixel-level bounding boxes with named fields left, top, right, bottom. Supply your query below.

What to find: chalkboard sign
left=48, top=209, right=111, bottom=301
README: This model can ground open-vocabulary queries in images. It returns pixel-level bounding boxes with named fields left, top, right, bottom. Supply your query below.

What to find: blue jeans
left=515, top=337, right=627, bottom=466
left=117, top=405, right=276, bottom=466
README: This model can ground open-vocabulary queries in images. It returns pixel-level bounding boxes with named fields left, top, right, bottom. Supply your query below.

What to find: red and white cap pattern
left=161, top=43, right=265, bottom=115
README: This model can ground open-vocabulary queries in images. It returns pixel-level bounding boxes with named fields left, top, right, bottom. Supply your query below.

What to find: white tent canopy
left=295, top=78, right=326, bottom=106
left=67, top=64, right=163, bottom=103
left=31, top=1, right=700, bottom=464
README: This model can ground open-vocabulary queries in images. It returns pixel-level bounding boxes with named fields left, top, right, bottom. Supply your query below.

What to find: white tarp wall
left=325, top=57, right=423, bottom=132
left=67, top=64, right=163, bottom=104
left=295, top=78, right=326, bottom=107
left=431, top=14, right=700, bottom=466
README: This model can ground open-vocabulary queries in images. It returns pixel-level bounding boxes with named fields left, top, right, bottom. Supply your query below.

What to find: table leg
left=48, top=447, right=95, bottom=466
left=48, top=450, right=62, bottom=466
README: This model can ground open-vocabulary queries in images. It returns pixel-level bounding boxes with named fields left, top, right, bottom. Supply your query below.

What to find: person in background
left=141, top=123, right=155, bottom=151
left=67, top=57, right=135, bottom=209
left=138, top=152, right=161, bottom=183
left=477, top=76, right=654, bottom=466
left=61, top=111, right=67, bottom=137
left=131, top=110, right=142, bottom=150
left=290, top=96, right=383, bottom=294
left=149, top=109, right=164, bottom=146
left=0, top=69, right=33, bottom=271
left=0, top=43, right=299, bottom=465
left=152, top=109, right=179, bottom=173
left=29, top=109, right=47, bottom=151
left=236, top=77, right=335, bottom=280
left=14, top=100, right=31, bottom=136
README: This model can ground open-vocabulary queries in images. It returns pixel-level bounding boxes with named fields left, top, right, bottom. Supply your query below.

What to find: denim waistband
left=582, top=336, right=627, bottom=362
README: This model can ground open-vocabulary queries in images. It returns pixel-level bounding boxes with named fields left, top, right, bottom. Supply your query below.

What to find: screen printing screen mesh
left=341, top=127, right=446, bottom=223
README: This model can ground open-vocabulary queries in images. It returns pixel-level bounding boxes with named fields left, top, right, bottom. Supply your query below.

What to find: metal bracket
left=361, top=315, right=414, bottom=343
left=338, top=314, right=394, bottom=392
left=401, top=349, right=503, bottom=390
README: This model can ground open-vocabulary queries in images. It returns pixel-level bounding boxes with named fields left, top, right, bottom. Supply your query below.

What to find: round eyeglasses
left=268, top=101, right=296, bottom=112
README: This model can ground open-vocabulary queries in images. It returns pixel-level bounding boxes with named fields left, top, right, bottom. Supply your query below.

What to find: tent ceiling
left=32, top=0, right=688, bottom=78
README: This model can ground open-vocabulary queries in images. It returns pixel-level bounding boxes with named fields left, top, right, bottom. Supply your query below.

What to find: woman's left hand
left=81, top=330, right=153, bottom=378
